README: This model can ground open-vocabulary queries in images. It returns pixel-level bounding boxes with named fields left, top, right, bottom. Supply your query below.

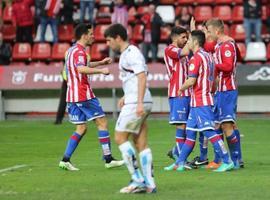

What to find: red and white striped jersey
left=188, top=48, right=214, bottom=107
left=164, top=44, right=191, bottom=97
left=214, top=40, right=237, bottom=92
left=65, top=43, right=95, bottom=103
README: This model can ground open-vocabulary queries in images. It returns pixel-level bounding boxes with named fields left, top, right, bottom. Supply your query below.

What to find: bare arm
left=88, top=57, right=112, bottom=68
left=77, top=66, right=110, bottom=75
left=136, top=72, right=147, bottom=116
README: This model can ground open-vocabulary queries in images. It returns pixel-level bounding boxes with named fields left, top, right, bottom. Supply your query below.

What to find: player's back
left=164, top=44, right=190, bottom=97
left=119, top=45, right=152, bottom=104
left=214, top=40, right=237, bottom=92
left=189, top=48, right=214, bottom=107
left=65, top=43, right=95, bottom=102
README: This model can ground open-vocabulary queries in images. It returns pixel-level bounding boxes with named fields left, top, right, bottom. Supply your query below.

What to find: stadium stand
left=90, top=43, right=108, bottom=61
left=194, top=6, right=213, bottom=22
left=32, top=43, right=51, bottom=61
left=51, top=43, right=70, bottom=61
left=232, top=6, right=244, bottom=22
left=12, top=43, right=31, bottom=61
left=58, top=24, right=74, bottom=42
left=3, top=4, right=12, bottom=23
left=213, top=6, right=232, bottom=22
left=2, top=24, right=16, bottom=42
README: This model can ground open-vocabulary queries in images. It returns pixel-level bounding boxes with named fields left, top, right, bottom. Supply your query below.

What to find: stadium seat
left=90, top=43, right=108, bottom=61
left=223, top=24, right=230, bottom=35
left=160, top=0, right=175, bottom=4
left=3, top=4, right=12, bottom=23
left=132, top=24, right=144, bottom=42
left=96, top=6, right=111, bottom=24
left=197, top=0, right=214, bottom=4
left=2, top=24, right=16, bottom=42
left=245, top=42, right=267, bottom=61
left=12, top=43, right=32, bottom=61
left=32, top=43, right=51, bottom=61
left=156, top=6, right=175, bottom=24
left=230, top=24, right=245, bottom=41
left=194, top=6, right=213, bottom=22
left=58, top=24, right=74, bottom=42
left=160, top=26, right=171, bottom=42
left=213, top=6, right=232, bottom=22
left=177, top=0, right=194, bottom=5
left=128, top=7, right=136, bottom=23
left=232, top=6, right=243, bottom=22
left=94, top=24, right=110, bottom=42
left=236, top=42, right=246, bottom=61
left=51, top=43, right=70, bottom=61
left=215, top=0, right=233, bottom=4
left=267, top=43, right=270, bottom=60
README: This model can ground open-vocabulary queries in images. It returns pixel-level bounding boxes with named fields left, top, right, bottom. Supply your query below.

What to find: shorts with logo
left=67, top=98, right=105, bottom=124
left=169, top=96, right=190, bottom=124
left=215, top=90, right=237, bottom=124
left=115, top=103, right=152, bottom=134
left=186, top=106, right=215, bottom=132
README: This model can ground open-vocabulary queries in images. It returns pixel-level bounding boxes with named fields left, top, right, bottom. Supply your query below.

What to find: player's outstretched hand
left=101, top=57, right=113, bottom=65
left=136, top=103, right=145, bottom=117
left=101, top=67, right=110, bottom=75
left=190, top=17, right=196, bottom=31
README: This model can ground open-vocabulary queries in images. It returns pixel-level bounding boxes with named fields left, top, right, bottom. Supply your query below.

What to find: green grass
left=0, top=119, right=270, bottom=200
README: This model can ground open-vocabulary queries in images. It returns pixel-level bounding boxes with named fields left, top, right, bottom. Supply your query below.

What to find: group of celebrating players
left=57, top=16, right=244, bottom=194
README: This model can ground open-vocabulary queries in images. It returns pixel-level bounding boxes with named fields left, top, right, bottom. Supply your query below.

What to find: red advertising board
left=0, top=63, right=169, bottom=90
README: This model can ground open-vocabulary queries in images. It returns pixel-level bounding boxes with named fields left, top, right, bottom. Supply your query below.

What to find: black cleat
left=190, top=156, right=209, bottom=168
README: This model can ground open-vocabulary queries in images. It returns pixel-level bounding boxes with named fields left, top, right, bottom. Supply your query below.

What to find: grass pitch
left=0, top=119, right=270, bottom=200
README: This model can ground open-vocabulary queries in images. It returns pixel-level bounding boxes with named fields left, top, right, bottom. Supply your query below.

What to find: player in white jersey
left=105, top=23, right=156, bottom=194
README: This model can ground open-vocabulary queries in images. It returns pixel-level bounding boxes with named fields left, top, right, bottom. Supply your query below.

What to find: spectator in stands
left=12, top=0, right=34, bottom=43
left=60, top=0, right=74, bottom=24
left=39, top=0, right=61, bottom=43
left=0, top=32, right=12, bottom=65
left=243, top=0, right=262, bottom=45
left=266, top=0, right=270, bottom=35
left=141, top=3, right=163, bottom=62
left=111, top=0, right=128, bottom=28
left=175, top=6, right=192, bottom=30
left=80, top=0, right=95, bottom=24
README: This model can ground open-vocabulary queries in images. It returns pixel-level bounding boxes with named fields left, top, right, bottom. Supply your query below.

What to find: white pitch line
left=0, top=164, right=27, bottom=173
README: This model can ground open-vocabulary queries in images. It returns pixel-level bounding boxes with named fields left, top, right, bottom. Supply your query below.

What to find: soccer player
left=164, top=30, right=234, bottom=172
left=163, top=26, right=191, bottom=161
left=205, top=19, right=243, bottom=169
left=104, top=23, right=156, bottom=193
left=58, top=23, right=124, bottom=171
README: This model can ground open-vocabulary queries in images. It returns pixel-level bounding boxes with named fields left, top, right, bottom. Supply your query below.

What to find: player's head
left=74, top=23, right=94, bottom=46
left=170, top=26, right=188, bottom=48
left=188, top=30, right=206, bottom=50
left=205, top=18, right=225, bottom=40
left=104, top=23, right=128, bottom=52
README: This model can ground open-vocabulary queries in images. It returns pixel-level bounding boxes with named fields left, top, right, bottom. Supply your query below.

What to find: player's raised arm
left=89, top=57, right=112, bottom=68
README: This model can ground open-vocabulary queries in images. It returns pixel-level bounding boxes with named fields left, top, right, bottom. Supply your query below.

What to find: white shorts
left=115, top=103, right=152, bottom=134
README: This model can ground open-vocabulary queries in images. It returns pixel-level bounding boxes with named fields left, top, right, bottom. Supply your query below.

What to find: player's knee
left=76, top=125, right=87, bottom=135
left=114, top=133, right=125, bottom=145
left=95, top=117, right=108, bottom=130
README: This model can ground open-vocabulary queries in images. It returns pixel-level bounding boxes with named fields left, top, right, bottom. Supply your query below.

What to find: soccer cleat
left=120, top=181, right=146, bottom=194
left=105, top=159, right=125, bottom=169
left=175, top=165, right=185, bottom=172
left=190, top=156, right=209, bottom=168
left=213, top=162, right=234, bottom=172
left=239, top=160, right=244, bottom=168
left=205, top=161, right=221, bottom=169
left=184, top=162, right=194, bottom=170
left=167, top=149, right=178, bottom=161
left=59, top=161, right=79, bottom=171
left=164, top=163, right=177, bottom=171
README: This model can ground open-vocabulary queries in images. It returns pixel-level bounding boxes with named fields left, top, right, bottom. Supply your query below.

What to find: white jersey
left=119, top=45, right=152, bottom=104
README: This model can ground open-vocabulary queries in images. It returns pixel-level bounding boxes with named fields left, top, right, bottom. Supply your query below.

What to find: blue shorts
left=215, top=90, right=238, bottom=124
left=169, top=96, right=190, bottom=124
left=186, top=106, right=215, bottom=132
left=67, top=98, right=105, bottom=124
left=213, top=93, right=219, bottom=123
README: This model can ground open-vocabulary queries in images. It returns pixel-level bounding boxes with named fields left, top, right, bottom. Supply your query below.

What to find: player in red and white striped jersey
left=163, top=26, right=191, bottom=161
left=206, top=19, right=243, bottom=169
left=59, top=23, right=124, bottom=171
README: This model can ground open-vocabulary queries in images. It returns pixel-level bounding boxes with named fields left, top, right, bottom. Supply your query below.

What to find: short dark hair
left=191, top=30, right=205, bottom=47
left=104, top=23, right=128, bottom=41
left=170, top=26, right=187, bottom=38
left=74, top=23, right=92, bottom=41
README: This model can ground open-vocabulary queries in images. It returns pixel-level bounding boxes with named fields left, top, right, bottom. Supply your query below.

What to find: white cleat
left=105, top=159, right=125, bottom=169
left=59, top=161, right=79, bottom=171
left=120, top=182, right=146, bottom=194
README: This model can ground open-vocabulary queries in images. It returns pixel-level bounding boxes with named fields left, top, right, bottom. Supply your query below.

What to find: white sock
left=139, top=148, right=156, bottom=189
left=119, top=141, right=144, bottom=183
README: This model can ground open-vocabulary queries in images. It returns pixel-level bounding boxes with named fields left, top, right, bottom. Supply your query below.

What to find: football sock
left=119, top=141, right=144, bottom=183
left=63, top=132, right=82, bottom=161
left=175, top=128, right=186, bottom=156
left=139, top=148, right=156, bottom=189
left=213, top=128, right=223, bottom=163
left=98, top=130, right=112, bottom=162
left=176, top=130, right=196, bottom=165
left=199, top=131, right=208, bottom=161
left=226, top=131, right=239, bottom=165
left=204, top=130, right=230, bottom=164
left=234, top=129, right=243, bottom=161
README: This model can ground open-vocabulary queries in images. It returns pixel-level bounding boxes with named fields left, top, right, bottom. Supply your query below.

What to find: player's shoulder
left=165, top=44, right=179, bottom=53
left=221, top=40, right=236, bottom=50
